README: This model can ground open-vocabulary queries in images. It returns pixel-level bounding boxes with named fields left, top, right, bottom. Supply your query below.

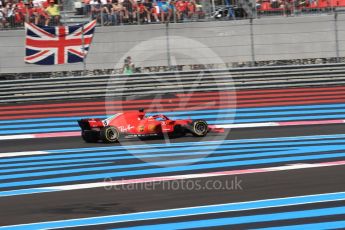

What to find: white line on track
left=1, top=160, right=345, bottom=197
left=48, top=160, right=345, bottom=191
left=0, top=151, right=49, bottom=158
left=0, top=134, right=36, bottom=140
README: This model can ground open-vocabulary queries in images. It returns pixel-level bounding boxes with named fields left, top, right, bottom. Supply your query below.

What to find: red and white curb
left=1, top=119, right=345, bottom=141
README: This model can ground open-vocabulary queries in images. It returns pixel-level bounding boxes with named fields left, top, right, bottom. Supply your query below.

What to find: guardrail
left=1, top=63, right=345, bottom=103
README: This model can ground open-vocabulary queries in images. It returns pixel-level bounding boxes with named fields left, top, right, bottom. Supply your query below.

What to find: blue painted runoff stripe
left=0, top=136, right=333, bottom=164
left=151, top=103, right=345, bottom=116
left=2, top=135, right=345, bottom=165
left=163, top=108, right=345, bottom=120
left=2, top=136, right=345, bottom=176
left=0, top=127, right=78, bottom=135
left=1, top=192, right=345, bottom=230
left=1, top=103, right=345, bottom=125
left=2, top=134, right=345, bottom=191
left=225, top=114, right=345, bottom=123
left=210, top=114, right=345, bottom=124
left=46, top=133, right=345, bottom=154
left=0, top=188, right=60, bottom=198
left=1, top=145, right=344, bottom=181
left=2, top=122, right=78, bottom=130
left=1, top=133, right=344, bottom=169
left=0, top=147, right=289, bottom=170
left=0, top=151, right=344, bottom=190
left=4, top=135, right=345, bottom=172
left=0, top=133, right=345, bottom=169
left=3, top=106, right=345, bottom=130
left=254, top=220, right=345, bottom=230
left=0, top=116, right=104, bottom=125
left=0, top=162, right=113, bottom=174
left=111, top=207, right=345, bottom=230
left=2, top=112, right=345, bottom=134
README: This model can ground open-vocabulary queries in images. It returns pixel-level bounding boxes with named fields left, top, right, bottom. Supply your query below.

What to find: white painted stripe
left=36, top=160, right=345, bottom=193
left=0, top=151, right=49, bottom=158
left=216, top=122, right=279, bottom=129
left=266, top=163, right=324, bottom=171
left=0, top=134, right=34, bottom=140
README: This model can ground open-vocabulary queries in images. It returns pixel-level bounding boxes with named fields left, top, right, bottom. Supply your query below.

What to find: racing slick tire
left=81, top=130, right=99, bottom=143
left=100, top=126, right=120, bottom=143
left=190, top=119, right=208, bottom=137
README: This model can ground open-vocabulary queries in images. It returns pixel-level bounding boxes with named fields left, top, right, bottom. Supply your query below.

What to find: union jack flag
left=25, top=20, right=97, bottom=65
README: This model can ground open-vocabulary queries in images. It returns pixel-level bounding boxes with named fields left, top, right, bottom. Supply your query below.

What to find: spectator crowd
left=84, top=0, right=205, bottom=25
left=1, top=0, right=345, bottom=28
left=0, top=0, right=205, bottom=28
left=85, top=0, right=345, bottom=25
left=257, top=0, right=345, bottom=15
left=0, top=0, right=61, bottom=28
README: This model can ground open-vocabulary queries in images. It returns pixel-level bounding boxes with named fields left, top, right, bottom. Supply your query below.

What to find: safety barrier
left=1, top=63, right=345, bottom=103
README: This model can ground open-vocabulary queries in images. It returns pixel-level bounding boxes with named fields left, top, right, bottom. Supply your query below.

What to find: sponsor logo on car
left=148, top=124, right=156, bottom=132
left=118, top=124, right=134, bottom=132
left=138, top=125, right=145, bottom=132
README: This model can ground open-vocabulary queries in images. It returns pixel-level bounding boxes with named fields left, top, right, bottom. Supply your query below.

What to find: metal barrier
left=1, top=63, right=345, bottom=103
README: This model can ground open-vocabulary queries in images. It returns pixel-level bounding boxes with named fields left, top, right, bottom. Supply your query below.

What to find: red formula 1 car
left=78, top=109, right=222, bottom=143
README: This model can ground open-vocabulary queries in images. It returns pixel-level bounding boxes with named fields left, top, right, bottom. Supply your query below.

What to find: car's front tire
left=100, top=126, right=120, bottom=143
left=190, top=120, right=208, bottom=137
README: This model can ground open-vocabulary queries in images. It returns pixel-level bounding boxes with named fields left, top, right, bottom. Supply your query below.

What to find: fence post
left=249, top=18, right=256, bottom=66
left=165, top=22, right=172, bottom=70
left=334, top=12, right=340, bottom=62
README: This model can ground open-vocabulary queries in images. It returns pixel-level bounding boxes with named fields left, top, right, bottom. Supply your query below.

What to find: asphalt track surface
left=1, top=124, right=345, bottom=229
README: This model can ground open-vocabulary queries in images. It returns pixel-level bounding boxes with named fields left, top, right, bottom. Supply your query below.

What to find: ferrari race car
left=78, top=109, right=222, bottom=143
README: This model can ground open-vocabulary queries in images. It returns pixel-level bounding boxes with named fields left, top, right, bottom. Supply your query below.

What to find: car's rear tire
left=81, top=130, right=99, bottom=143
left=190, top=120, right=208, bottom=137
left=100, top=126, right=120, bottom=143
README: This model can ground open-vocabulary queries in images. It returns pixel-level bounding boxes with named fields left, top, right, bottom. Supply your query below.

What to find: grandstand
left=1, top=0, right=345, bottom=29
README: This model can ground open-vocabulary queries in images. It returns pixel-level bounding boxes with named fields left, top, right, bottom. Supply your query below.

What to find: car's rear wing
left=78, top=118, right=105, bottom=130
